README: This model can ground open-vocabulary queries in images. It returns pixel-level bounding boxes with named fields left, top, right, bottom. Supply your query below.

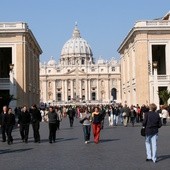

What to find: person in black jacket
left=67, top=106, right=75, bottom=127
left=4, top=108, right=15, bottom=145
left=142, top=103, right=162, bottom=163
left=30, top=104, right=42, bottom=143
left=18, top=106, right=31, bottom=143
left=0, top=106, right=8, bottom=142
left=47, top=106, right=58, bottom=143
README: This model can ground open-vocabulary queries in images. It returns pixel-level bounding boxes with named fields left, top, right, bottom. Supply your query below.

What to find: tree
left=159, top=90, right=170, bottom=105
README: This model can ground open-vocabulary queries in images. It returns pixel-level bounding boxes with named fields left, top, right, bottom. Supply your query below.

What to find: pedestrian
left=4, top=108, right=15, bottom=145
left=161, top=105, right=169, bottom=125
left=18, top=106, right=31, bottom=143
left=92, top=106, right=102, bottom=144
left=122, top=104, right=130, bottom=127
left=0, top=105, right=8, bottom=142
left=55, top=107, right=62, bottom=130
left=130, top=105, right=136, bottom=127
left=142, top=103, right=162, bottom=163
left=79, top=107, right=91, bottom=144
left=67, top=106, right=76, bottom=127
left=108, top=105, right=114, bottom=126
left=30, top=104, right=42, bottom=143
left=48, top=106, right=58, bottom=143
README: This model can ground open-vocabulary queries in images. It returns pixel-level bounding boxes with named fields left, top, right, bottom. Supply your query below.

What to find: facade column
left=88, top=79, right=91, bottom=100
left=71, top=79, right=74, bottom=99
left=65, top=80, right=68, bottom=101
left=85, top=79, right=88, bottom=100
left=62, top=80, right=65, bottom=101
left=117, top=78, right=121, bottom=102
left=107, top=79, right=110, bottom=102
left=53, top=80, right=56, bottom=103
left=96, top=79, right=99, bottom=100
left=79, top=80, right=82, bottom=100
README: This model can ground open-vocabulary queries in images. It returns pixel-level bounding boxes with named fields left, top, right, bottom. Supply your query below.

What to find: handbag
left=141, top=128, right=146, bottom=137
left=79, top=117, right=87, bottom=124
left=122, top=112, right=126, bottom=117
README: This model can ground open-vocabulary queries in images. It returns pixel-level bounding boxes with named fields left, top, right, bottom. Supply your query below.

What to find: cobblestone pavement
left=0, top=117, right=170, bottom=170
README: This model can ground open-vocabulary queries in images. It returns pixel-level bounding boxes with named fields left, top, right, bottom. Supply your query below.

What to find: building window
left=56, top=93, right=61, bottom=101
left=92, top=92, right=96, bottom=100
left=81, top=58, right=85, bottom=65
left=68, top=69, right=70, bottom=72
left=101, top=69, right=103, bottom=72
left=57, top=69, right=60, bottom=72
left=112, top=67, right=115, bottom=71
left=48, top=70, right=51, bottom=73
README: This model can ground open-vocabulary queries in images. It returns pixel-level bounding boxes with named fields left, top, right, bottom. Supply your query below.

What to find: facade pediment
left=65, top=69, right=86, bottom=75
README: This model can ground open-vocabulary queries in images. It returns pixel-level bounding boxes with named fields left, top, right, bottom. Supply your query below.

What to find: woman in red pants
left=92, top=106, right=102, bottom=144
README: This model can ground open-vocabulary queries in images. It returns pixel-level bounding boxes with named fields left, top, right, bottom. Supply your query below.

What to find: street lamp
left=153, top=61, right=159, bottom=109
left=9, top=63, right=15, bottom=109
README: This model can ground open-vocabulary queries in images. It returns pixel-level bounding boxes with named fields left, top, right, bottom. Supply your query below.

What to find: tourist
left=4, top=108, right=15, bottom=144
left=18, top=106, right=31, bottom=143
left=142, top=103, right=162, bottom=163
left=0, top=106, right=8, bottom=142
left=80, top=107, right=91, bottom=144
left=30, top=104, right=42, bottom=143
left=129, top=105, right=136, bottom=127
left=67, top=106, right=76, bottom=127
left=161, top=105, right=169, bottom=125
left=48, top=106, right=58, bottom=143
left=92, top=106, right=102, bottom=144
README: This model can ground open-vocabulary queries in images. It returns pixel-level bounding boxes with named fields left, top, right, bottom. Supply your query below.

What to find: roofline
left=117, top=19, right=170, bottom=53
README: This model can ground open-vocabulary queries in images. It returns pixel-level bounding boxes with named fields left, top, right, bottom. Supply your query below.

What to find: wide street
left=0, top=117, right=170, bottom=170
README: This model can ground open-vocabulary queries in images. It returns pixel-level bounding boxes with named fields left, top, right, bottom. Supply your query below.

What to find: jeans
left=145, top=133, right=158, bottom=162
left=83, top=125, right=91, bottom=141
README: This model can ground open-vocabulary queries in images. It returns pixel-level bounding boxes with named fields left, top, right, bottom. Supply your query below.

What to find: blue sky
left=0, top=0, right=169, bottom=62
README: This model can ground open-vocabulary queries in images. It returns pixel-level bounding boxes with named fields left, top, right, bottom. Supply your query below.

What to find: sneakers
left=85, top=141, right=88, bottom=144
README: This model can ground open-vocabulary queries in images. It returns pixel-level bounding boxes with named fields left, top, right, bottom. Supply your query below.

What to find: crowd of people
left=0, top=102, right=169, bottom=163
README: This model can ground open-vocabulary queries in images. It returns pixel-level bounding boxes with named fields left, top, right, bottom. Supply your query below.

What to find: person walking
left=18, top=106, right=31, bottom=143
left=161, top=105, right=169, bottom=125
left=0, top=106, right=8, bottom=142
left=80, top=107, right=91, bottom=144
left=30, top=104, right=42, bottom=143
left=4, top=108, right=15, bottom=145
left=48, top=106, right=58, bottom=143
left=92, top=106, right=102, bottom=144
left=67, top=106, right=76, bottom=127
left=122, top=104, right=130, bottom=127
left=142, top=103, right=162, bottom=163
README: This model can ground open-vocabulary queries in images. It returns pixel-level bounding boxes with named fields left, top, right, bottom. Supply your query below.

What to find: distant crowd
left=0, top=103, right=169, bottom=145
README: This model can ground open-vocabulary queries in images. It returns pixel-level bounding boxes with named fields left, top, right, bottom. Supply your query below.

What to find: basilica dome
left=60, top=25, right=93, bottom=64
left=47, top=56, right=56, bottom=66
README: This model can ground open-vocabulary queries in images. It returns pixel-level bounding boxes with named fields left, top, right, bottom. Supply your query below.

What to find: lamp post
left=153, top=61, right=159, bottom=109
left=9, top=64, right=15, bottom=109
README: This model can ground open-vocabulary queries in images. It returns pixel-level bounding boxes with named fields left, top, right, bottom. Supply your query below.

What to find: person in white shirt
left=161, top=105, right=169, bottom=125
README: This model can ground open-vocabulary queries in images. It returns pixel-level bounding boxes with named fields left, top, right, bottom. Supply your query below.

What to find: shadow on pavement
left=158, top=155, right=170, bottom=162
left=100, top=139, right=120, bottom=143
left=0, top=148, right=33, bottom=155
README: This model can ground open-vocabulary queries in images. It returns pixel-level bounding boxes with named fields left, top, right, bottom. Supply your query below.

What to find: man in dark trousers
left=18, top=106, right=31, bottom=143
left=0, top=106, right=8, bottom=142
left=30, top=104, right=42, bottom=143
left=67, top=106, right=75, bottom=127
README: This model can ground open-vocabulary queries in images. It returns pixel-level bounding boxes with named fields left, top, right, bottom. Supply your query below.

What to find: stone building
left=118, top=12, right=170, bottom=106
left=0, top=22, right=42, bottom=110
left=40, top=25, right=121, bottom=105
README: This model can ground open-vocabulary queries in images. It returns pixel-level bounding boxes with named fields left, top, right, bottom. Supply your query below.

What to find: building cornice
left=117, top=20, right=170, bottom=53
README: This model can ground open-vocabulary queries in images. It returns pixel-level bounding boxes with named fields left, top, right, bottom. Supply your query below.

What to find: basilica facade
left=40, top=26, right=121, bottom=105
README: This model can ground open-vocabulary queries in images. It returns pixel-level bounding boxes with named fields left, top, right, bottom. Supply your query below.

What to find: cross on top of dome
left=72, top=22, right=81, bottom=38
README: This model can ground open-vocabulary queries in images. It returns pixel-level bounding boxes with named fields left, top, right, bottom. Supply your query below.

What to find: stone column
left=79, top=80, right=82, bottom=100
left=85, top=79, right=88, bottom=100
left=71, top=79, right=74, bottom=99
left=88, top=79, right=91, bottom=100
left=65, top=80, right=68, bottom=101
left=62, top=80, right=65, bottom=102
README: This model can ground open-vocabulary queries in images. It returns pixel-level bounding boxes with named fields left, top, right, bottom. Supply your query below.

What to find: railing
left=0, top=22, right=28, bottom=30
left=149, top=75, right=170, bottom=81
left=0, top=78, right=10, bottom=83
left=135, top=20, right=170, bottom=27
